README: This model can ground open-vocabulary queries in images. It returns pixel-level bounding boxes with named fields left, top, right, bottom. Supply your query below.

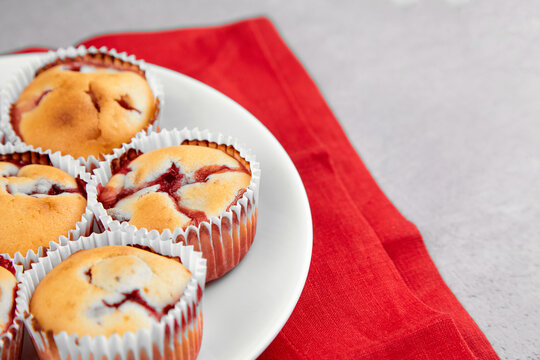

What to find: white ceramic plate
left=0, top=53, right=313, bottom=360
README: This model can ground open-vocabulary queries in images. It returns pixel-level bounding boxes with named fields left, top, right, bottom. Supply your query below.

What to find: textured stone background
left=1, top=1, right=539, bottom=359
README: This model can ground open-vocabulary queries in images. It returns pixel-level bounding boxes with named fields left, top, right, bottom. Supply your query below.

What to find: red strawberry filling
left=1, top=163, right=85, bottom=198
left=56, top=59, right=143, bottom=75
left=116, top=94, right=141, bottom=113
left=101, top=289, right=179, bottom=322
left=9, top=89, right=52, bottom=139
left=99, top=160, right=249, bottom=227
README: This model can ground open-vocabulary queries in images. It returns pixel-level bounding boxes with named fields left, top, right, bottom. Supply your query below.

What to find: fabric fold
left=8, top=16, right=498, bottom=359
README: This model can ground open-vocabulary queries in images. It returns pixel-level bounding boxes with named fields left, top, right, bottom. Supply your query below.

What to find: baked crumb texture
left=21, top=232, right=205, bottom=360
left=30, top=246, right=191, bottom=337
left=9, top=52, right=158, bottom=160
left=97, top=140, right=258, bottom=282
left=0, top=160, right=87, bottom=258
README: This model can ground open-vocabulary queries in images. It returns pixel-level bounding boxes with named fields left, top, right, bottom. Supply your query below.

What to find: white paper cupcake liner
left=17, top=230, right=206, bottom=360
left=0, top=125, right=6, bottom=145
left=0, top=45, right=164, bottom=170
left=0, top=142, right=96, bottom=269
left=91, top=127, right=261, bottom=282
left=0, top=256, right=24, bottom=360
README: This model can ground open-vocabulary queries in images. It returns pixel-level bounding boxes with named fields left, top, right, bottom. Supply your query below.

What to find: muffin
left=0, top=260, right=18, bottom=335
left=0, top=144, right=94, bottom=267
left=0, top=257, right=23, bottom=360
left=94, top=129, right=260, bottom=282
left=20, top=231, right=206, bottom=360
left=99, top=145, right=251, bottom=231
left=31, top=246, right=191, bottom=336
left=4, top=46, right=160, bottom=162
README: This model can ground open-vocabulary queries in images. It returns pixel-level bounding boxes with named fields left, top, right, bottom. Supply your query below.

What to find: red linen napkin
left=15, top=17, right=499, bottom=359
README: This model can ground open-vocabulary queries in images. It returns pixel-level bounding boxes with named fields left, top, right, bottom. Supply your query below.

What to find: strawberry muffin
left=0, top=148, right=90, bottom=264
left=21, top=231, right=205, bottom=360
left=8, top=50, right=160, bottom=160
left=94, top=130, right=260, bottom=282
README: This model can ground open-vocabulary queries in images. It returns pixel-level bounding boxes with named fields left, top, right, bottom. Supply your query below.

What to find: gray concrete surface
left=1, top=1, right=539, bottom=359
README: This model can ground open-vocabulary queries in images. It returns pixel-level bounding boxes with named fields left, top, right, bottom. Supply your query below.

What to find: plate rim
left=144, top=63, right=314, bottom=358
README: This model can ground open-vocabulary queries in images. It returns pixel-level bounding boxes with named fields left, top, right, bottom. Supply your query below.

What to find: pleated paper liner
left=0, top=45, right=164, bottom=170
left=92, top=128, right=261, bottom=282
left=0, top=143, right=95, bottom=269
left=0, top=126, right=6, bottom=145
left=0, top=256, right=23, bottom=360
left=17, top=230, right=206, bottom=360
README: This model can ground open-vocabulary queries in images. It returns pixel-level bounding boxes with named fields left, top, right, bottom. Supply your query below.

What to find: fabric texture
left=15, top=17, right=498, bottom=359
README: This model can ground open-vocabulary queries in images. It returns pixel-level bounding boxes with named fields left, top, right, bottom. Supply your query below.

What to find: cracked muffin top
left=0, top=260, right=17, bottom=334
left=29, top=245, right=191, bottom=337
left=0, top=161, right=87, bottom=257
left=98, top=145, right=251, bottom=232
left=9, top=55, right=158, bottom=160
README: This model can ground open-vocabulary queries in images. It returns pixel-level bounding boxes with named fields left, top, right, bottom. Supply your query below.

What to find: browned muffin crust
left=0, top=156, right=87, bottom=257
left=98, top=144, right=251, bottom=232
left=10, top=53, right=160, bottom=160
left=30, top=246, right=191, bottom=337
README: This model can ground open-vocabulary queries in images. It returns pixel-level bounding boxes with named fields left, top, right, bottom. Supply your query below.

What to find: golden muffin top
left=99, top=145, right=251, bottom=232
left=10, top=59, right=158, bottom=160
left=30, top=245, right=191, bottom=337
left=0, top=161, right=87, bottom=257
